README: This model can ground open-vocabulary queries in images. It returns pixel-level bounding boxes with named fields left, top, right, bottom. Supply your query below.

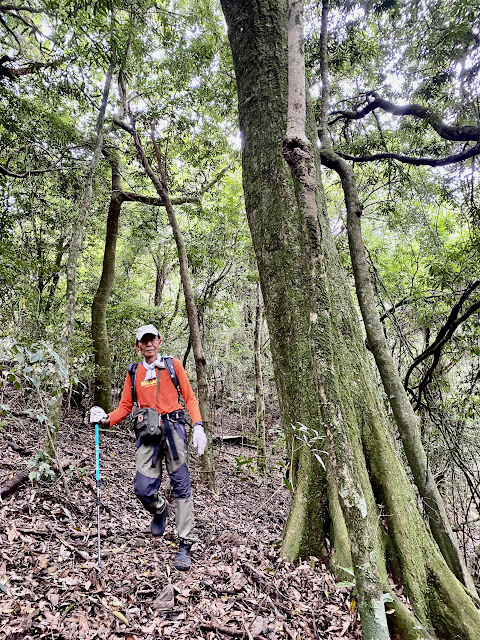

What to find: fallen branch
left=213, top=435, right=257, bottom=449
left=0, top=469, right=28, bottom=498
left=45, top=522, right=89, bottom=560
left=6, top=440, right=32, bottom=455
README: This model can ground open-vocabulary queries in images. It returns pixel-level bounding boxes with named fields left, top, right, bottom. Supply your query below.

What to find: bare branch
left=199, top=155, right=238, bottom=195
left=0, top=18, right=21, bottom=52
left=112, top=116, right=133, bottom=134
left=0, top=58, right=65, bottom=80
left=118, top=191, right=201, bottom=206
left=404, top=281, right=480, bottom=395
left=330, top=143, right=480, bottom=167
left=0, top=4, right=46, bottom=12
left=329, top=94, right=480, bottom=142
left=0, top=164, right=71, bottom=178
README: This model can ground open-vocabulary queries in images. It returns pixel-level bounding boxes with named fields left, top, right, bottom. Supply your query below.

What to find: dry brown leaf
left=339, top=617, right=351, bottom=636
left=6, top=525, right=18, bottom=542
left=251, top=616, right=269, bottom=635
left=230, top=572, right=247, bottom=591
left=152, top=584, right=175, bottom=611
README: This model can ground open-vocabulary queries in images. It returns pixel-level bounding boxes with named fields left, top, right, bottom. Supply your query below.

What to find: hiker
left=90, top=324, right=207, bottom=570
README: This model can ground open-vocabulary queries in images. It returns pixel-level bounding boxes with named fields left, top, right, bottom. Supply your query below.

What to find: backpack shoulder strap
left=128, top=362, right=139, bottom=406
left=162, top=355, right=181, bottom=401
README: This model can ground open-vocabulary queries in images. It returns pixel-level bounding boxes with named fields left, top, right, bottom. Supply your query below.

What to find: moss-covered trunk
left=220, top=0, right=480, bottom=637
left=92, top=157, right=123, bottom=412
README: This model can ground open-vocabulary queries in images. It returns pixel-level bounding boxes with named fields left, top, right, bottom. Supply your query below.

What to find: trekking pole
left=94, top=423, right=102, bottom=568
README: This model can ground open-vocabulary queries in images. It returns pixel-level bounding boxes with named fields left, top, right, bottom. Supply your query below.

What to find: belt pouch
left=133, top=407, right=162, bottom=445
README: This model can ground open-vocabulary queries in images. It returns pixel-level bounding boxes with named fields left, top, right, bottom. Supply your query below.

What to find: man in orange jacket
left=90, top=324, right=207, bottom=570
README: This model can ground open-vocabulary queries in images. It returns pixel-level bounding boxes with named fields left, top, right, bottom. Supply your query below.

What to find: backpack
left=128, top=356, right=181, bottom=406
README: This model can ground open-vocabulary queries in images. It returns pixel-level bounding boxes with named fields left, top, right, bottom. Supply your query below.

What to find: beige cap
left=135, top=324, right=160, bottom=342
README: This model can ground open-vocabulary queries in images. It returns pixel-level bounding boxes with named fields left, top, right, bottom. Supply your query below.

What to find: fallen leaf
left=7, top=526, right=18, bottom=543
left=251, top=616, right=269, bottom=635
left=339, top=617, right=351, bottom=637
left=112, top=610, right=129, bottom=625
left=152, top=584, right=175, bottom=611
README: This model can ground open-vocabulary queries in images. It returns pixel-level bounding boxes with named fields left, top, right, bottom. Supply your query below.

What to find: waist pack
left=133, top=406, right=163, bottom=445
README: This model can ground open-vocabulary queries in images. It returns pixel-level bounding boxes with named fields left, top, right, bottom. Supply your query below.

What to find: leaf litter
left=0, top=405, right=362, bottom=639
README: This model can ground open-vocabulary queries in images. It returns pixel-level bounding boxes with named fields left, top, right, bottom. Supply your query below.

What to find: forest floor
left=0, top=396, right=362, bottom=640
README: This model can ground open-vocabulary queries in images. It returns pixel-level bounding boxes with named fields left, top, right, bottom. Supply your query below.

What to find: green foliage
left=0, top=338, right=70, bottom=420
left=233, top=455, right=256, bottom=480
left=27, top=450, right=56, bottom=483
left=292, top=422, right=328, bottom=470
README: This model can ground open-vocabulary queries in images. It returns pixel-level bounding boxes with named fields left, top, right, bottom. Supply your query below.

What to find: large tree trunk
left=282, top=3, right=390, bottom=635
left=220, top=0, right=480, bottom=637
left=91, top=157, right=124, bottom=412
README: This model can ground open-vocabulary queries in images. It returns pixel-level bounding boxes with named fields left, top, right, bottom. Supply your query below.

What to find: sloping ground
left=0, top=405, right=361, bottom=640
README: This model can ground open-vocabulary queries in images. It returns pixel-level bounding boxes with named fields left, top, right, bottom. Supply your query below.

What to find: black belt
left=162, top=410, right=184, bottom=421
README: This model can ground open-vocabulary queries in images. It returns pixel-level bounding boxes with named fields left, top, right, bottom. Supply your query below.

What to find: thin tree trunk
left=91, top=157, right=124, bottom=411
left=113, top=113, right=215, bottom=489
left=46, top=59, right=115, bottom=455
left=254, top=283, right=266, bottom=476
left=43, top=237, right=65, bottom=319
left=154, top=247, right=167, bottom=306
left=317, top=0, right=476, bottom=597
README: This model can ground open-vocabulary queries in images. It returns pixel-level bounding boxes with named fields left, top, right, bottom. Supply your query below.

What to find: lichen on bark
left=220, top=0, right=480, bottom=637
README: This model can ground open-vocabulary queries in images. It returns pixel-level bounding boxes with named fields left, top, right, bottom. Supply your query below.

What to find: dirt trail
left=0, top=407, right=361, bottom=639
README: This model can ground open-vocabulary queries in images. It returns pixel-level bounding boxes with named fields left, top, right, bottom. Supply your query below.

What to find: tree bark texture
left=316, top=0, right=476, bottom=597
left=91, top=157, right=124, bottom=412
left=117, top=119, right=216, bottom=489
left=220, top=0, right=480, bottom=637
left=254, top=283, right=266, bottom=475
left=284, top=2, right=391, bottom=636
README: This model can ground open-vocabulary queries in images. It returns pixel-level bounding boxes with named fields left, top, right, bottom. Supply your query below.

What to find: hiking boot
left=174, top=540, right=192, bottom=571
left=151, top=505, right=168, bottom=537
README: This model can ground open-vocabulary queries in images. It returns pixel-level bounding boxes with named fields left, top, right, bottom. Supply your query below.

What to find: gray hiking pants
left=133, top=411, right=195, bottom=543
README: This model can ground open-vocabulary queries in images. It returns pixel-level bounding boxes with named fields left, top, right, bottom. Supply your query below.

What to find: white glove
left=192, top=422, right=207, bottom=455
left=90, top=406, right=108, bottom=424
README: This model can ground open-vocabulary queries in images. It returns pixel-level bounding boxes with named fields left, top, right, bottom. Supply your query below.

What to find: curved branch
left=0, top=164, right=69, bottom=178
left=118, top=191, right=201, bottom=206
left=379, top=297, right=412, bottom=322
left=199, top=155, right=239, bottom=195
left=0, top=4, right=46, bottom=12
left=329, top=94, right=480, bottom=142
left=331, top=143, right=480, bottom=167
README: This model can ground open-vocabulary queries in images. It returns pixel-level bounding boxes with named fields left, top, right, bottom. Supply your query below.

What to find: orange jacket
left=108, top=359, right=202, bottom=426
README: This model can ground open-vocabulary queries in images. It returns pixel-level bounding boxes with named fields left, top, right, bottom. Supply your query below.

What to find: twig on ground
left=45, top=522, right=89, bottom=560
